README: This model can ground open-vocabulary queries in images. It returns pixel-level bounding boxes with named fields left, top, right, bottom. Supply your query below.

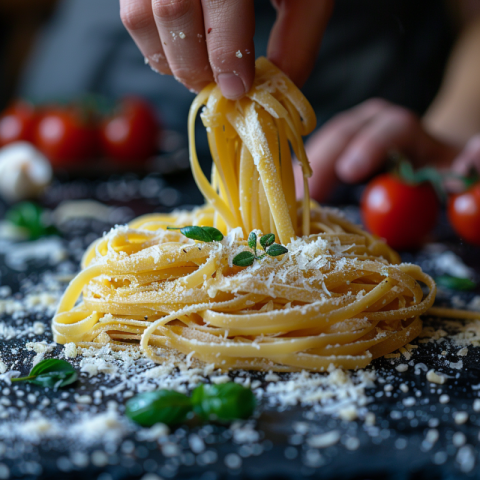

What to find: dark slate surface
left=1, top=173, right=480, bottom=480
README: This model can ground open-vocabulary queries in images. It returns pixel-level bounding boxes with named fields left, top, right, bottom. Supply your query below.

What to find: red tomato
left=35, top=108, right=98, bottom=167
left=0, top=100, right=38, bottom=147
left=448, top=183, right=480, bottom=246
left=100, top=96, right=159, bottom=163
left=361, top=173, right=439, bottom=250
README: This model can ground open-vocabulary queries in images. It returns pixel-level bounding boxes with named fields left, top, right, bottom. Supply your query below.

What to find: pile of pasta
left=52, top=57, right=439, bottom=371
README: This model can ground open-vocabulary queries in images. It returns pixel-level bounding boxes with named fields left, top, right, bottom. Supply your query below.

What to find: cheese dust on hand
left=52, top=57, right=438, bottom=372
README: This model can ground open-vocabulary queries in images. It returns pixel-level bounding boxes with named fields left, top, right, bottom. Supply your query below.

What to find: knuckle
left=202, top=0, right=230, bottom=11
left=207, top=45, right=240, bottom=73
left=171, top=64, right=211, bottom=87
left=327, top=112, right=352, bottom=130
left=152, top=0, right=191, bottom=22
left=362, top=98, right=390, bottom=113
left=384, top=106, right=417, bottom=130
left=120, top=3, right=152, bottom=31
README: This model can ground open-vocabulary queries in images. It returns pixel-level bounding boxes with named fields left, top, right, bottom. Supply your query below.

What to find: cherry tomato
left=34, top=107, right=98, bottom=167
left=448, top=183, right=480, bottom=246
left=0, top=100, right=38, bottom=147
left=361, top=173, right=439, bottom=250
left=100, top=96, right=159, bottom=163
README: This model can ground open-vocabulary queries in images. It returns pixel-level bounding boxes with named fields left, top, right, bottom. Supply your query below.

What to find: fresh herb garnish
left=232, top=231, right=288, bottom=267
left=125, top=382, right=256, bottom=427
left=435, top=275, right=476, bottom=291
left=232, top=251, right=257, bottom=267
left=259, top=233, right=275, bottom=250
left=6, top=202, right=58, bottom=240
left=167, top=225, right=224, bottom=242
left=192, top=383, right=256, bottom=421
left=126, top=390, right=192, bottom=427
left=11, top=359, right=77, bottom=389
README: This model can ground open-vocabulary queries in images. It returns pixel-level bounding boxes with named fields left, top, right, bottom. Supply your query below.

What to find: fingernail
left=217, top=73, right=245, bottom=100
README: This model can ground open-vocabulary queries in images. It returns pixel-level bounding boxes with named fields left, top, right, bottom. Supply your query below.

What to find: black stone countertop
left=1, top=172, right=480, bottom=480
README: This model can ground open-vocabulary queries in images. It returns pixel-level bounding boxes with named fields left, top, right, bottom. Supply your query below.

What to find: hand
left=451, top=134, right=480, bottom=177
left=119, top=0, right=333, bottom=99
left=296, top=98, right=464, bottom=202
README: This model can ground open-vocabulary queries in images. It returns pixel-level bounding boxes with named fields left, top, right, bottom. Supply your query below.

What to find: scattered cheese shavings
left=426, top=370, right=447, bottom=385
left=64, top=343, right=78, bottom=359
left=454, top=411, right=469, bottom=425
left=307, top=430, right=340, bottom=449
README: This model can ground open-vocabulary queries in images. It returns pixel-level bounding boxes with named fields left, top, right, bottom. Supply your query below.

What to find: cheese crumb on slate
left=64, top=342, right=78, bottom=359
left=454, top=412, right=468, bottom=425
left=426, top=370, right=447, bottom=385
left=307, top=430, right=340, bottom=449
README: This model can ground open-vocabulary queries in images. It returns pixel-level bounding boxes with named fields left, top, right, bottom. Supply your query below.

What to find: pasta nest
left=52, top=205, right=435, bottom=371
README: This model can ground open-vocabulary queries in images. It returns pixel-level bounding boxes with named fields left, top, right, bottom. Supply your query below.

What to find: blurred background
left=0, top=0, right=479, bottom=247
left=2, top=0, right=476, bottom=139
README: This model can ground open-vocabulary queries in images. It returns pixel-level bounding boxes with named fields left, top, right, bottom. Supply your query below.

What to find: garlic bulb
left=0, top=142, right=52, bottom=202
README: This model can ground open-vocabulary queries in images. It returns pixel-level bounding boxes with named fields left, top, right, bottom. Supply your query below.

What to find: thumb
left=267, top=0, right=334, bottom=87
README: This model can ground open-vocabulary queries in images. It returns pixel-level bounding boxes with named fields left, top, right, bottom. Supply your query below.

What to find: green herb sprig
left=6, top=202, right=58, bottom=240
left=232, top=231, right=288, bottom=267
left=435, top=275, right=476, bottom=291
left=11, top=359, right=77, bottom=389
left=167, top=225, right=224, bottom=242
left=125, top=382, right=256, bottom=427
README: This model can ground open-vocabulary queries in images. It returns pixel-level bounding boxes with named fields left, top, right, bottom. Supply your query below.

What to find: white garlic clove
left=0, top=141, right=52, bottom=202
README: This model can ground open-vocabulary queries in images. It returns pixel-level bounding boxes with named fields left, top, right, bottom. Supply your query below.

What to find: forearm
left=424, top=16, right=480, bottom=146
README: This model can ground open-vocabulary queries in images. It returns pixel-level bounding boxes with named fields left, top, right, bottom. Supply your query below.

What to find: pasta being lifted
left=52, top=57, right=437, bottom=371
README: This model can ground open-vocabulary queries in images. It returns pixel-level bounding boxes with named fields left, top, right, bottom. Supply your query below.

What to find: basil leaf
left=266, top=244, right=288, bottom=257
left=126, top=390, right=192, bottom=427
left=29, top=358, right=74, bottom=377
left=192, top=383, right=256, bottom=421
left=30, top=370, right=77, bottom=389
left=435, top=275, right=476, bottom=291
left=260, top=234, right=275, bottom=250
left=12, top=359, right=77, bottom=389
left=232, top=251, right=255, bottom=267
left=202, top=226, right=224, bottom=242
left=167, top=226, right=223, bottom=242
left=248, top=231, right=257, bottom=251
left=180, top=226, right=213, bottom=242
left=6, top=202, right=57, bottom=240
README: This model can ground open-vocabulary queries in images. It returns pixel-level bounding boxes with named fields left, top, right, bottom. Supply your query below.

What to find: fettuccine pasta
left=52, top=57, right=437, bottom=371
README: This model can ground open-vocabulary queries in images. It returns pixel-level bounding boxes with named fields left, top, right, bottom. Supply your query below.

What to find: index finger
left=201, top=0, right=256, bottom=99
left=268, top=0, right=333, bottom=87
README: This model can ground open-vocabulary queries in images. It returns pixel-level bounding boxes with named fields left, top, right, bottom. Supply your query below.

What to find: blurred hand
left=295, top=98, right=476, bottom=202
left=119, top=0, right=333, bottom=99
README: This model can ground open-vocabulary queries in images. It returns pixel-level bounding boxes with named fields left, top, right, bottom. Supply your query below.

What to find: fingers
left=123, top=0, right=255, bottom=98
left=452, top=134, right=480, bottom=176
left=305, top=98, right=459, bottom=202
left=152, top=0, right=212, bottom=92
left=335, top=105, right=420, bottom=183
left=202, top=0, right=256, bottom=99
left=120, top=0, right=171, bottom=74
left=268, top=0, right=333, bottom=86
left=305, top=99, right=388, bottom=201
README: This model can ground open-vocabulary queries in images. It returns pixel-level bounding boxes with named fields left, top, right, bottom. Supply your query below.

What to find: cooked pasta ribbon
left=53, top=57, right=440, bottom=371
